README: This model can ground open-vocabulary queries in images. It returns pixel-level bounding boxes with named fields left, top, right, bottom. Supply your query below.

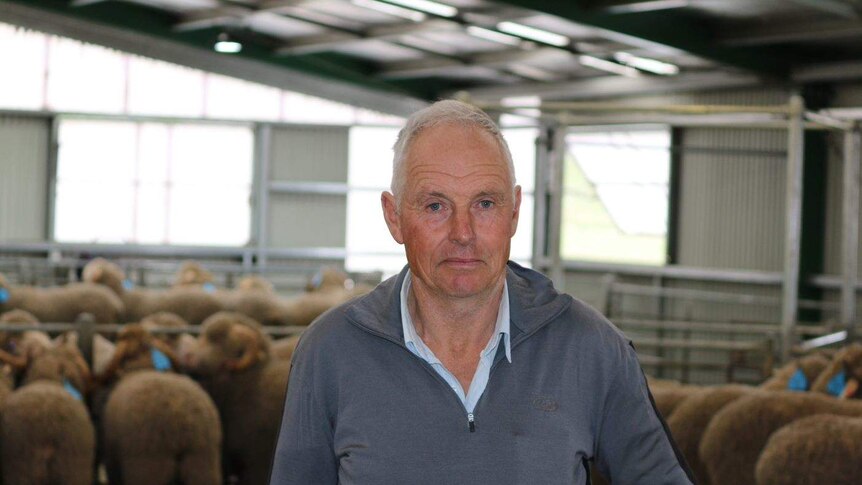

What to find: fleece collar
left=344, top=261, right=573, bottom=348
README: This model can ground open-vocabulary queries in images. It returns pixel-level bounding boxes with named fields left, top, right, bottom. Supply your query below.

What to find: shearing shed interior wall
left=0, top=115, right=49, bottom=241
left=266, top=125, right=349, bottom=248
left=560, top=88, right=800, bottom=384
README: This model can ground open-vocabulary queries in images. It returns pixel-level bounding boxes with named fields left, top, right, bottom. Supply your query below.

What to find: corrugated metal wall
left=675, top=128, right=787, bottom=271
left=267, top=126, right=349, bottom=248
left=560, top=88, right=796, bottom=384
left=0, top=115, right=49, bottom=241
left=822, top=81, right=862, bottom=278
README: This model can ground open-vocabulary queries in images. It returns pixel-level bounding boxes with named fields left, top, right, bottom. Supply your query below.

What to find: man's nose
left=449, top=207, right=475, bottom=245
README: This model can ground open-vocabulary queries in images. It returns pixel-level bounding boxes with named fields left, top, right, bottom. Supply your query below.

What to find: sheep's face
left=188, top=312, right=270, bottom=376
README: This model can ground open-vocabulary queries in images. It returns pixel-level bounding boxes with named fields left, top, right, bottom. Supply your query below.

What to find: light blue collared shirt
left=400, top=270, right=512, bottom=413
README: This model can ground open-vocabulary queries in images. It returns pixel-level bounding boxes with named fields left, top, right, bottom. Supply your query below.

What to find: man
left=269, top=100, right=693, bottom=484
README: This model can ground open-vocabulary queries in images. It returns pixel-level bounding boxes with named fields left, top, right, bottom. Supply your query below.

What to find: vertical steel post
left=842, top=127, right=861, bottom=341
left=254, top=124, right=272, bottom=268
left=781, top=95, right=805, bottom=362
left=532, top=124, right=550, bottom=271
left=546, top=124, right=567, bottom=290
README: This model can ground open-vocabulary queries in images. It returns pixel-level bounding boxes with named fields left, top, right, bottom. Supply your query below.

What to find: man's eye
left=428, top=202, right=442, bottom=212
left=479, top=200, right=494, bottom=209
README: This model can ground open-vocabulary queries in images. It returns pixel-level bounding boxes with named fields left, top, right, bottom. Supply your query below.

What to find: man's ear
left=510, top=185, right=522, bottom=237
left=381, top=191, right=405, bottom=244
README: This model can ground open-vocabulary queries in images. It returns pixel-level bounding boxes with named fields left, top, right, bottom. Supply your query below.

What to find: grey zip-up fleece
left=269, top=262, right=694, bottom=484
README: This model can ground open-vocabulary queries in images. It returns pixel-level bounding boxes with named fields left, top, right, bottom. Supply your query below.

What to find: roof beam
left=378, top=47, right=572, bottom=79
left=1, top=0, right=427, bottom=114
left=455, top=70, right=764, bottom=102
left=492, top=0, right=796, bottom=77
left=173, top=6, right=250, bottom=32
left=720, top=19, right=862, bottom=47
left=276, top=18, right=461, bottom=55
left=785, top=0, right=860, bottom=19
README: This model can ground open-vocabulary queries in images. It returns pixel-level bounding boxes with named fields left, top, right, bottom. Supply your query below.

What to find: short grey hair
left=391, top=100, right=516, bottom=202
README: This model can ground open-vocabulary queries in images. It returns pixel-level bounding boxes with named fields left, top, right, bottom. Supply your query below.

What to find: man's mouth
left=443, top=258, right=482, bottom=267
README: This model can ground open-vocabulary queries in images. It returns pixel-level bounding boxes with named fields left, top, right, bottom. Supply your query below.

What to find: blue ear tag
left=122, top=279, right=135, bottom=291
left=787, top=368, right=809, bottom=392
left=827, top=369, right=847, bottom=397
left=63, top=379, right=83, bottom=401
left=202, top=282, right=216, bottom=293
left=310, top=272, right=323, bottom=290
left=151, top=348, right=172, bottom=372
left=0, top=288, right=10, bottom=304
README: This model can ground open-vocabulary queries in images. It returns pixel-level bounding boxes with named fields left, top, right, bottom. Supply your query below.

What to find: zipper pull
left=467, top=413, right=475, bottom=432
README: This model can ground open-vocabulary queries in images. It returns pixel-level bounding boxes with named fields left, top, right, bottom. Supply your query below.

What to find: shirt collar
left=400, top=269, right=512, bottom=364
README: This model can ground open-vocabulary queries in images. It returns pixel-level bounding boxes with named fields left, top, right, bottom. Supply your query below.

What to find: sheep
left=97, top=324, right=222, bottom=485
left=173, top=261, right=216, bottom=290
left=809, top=343, right=862, bottom=398
left=0, top=341, right=95, bottom=485
left=650, top=384, right=703, bottom=419
left=760, top=352, right=832, bottom=391
left=237, top=275, right=274, bottom=293
left=185, top=311, right=291, bottom=485
left=0, top=309, right=54, bottom=372
left=83, top=258, right=223, bottom=325
left=141, top=311, right=191, bottom=350
left=277, top=267, right=372, bottom=326
left=665, top=353, right=833, bottom=485
left=0, top=271, right=123, bottom=324
left=755, top=414, right=862, bottom=485
left=699, top=390, right=862, bottom=485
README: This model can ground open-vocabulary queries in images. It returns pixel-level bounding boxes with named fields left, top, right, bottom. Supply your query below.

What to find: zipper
left=348, top=317, right=538, bottom=435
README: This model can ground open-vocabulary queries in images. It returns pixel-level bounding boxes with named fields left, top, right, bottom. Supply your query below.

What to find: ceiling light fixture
left=382, top=0, right=458, bottom=18
left=465, top=26, right=522, bottom=46
left=614, top=52, right=680, bottom=75
left=579, top=55, right=640, bottom=77
left=351, top=0, right=427, bottom=21
left=496, top=21, right=569, bottom=47
left=606, top=0, right=690, bottom=14
left=214, top=32, right=242, bottom=54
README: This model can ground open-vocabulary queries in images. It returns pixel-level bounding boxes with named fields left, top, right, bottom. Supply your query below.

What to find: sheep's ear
left=225, top=325, right=265, bottom=372
left=96, top=339, right=130, bottom=384
left=0, top=348, right=26, bottom=370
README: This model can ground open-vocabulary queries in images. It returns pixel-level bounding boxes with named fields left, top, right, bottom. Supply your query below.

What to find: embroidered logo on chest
left=531, top=395, right=559, bottom=412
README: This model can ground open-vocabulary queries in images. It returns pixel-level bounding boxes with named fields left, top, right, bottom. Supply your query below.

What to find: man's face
left=382, top=123, right=521, bottom=300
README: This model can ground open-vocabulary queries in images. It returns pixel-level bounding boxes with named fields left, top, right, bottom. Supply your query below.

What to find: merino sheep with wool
left=666, top=353, right=832, bottom=485
left=809, top=343, right=862, bottom=399
left=699, top=390, right=862, bottom=485
left=0, top=342, right=95, bottom=485
left=0, top=272, right=123, bottom=324
left=755, top=414, right=862, bottom=485
left=98, top=324, right=222, bottom=485
left=83, top=258, right=223, bottom=325
left=277, top=267, right=372, bottom=326
left=185, top=312, right=291, bottom=485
